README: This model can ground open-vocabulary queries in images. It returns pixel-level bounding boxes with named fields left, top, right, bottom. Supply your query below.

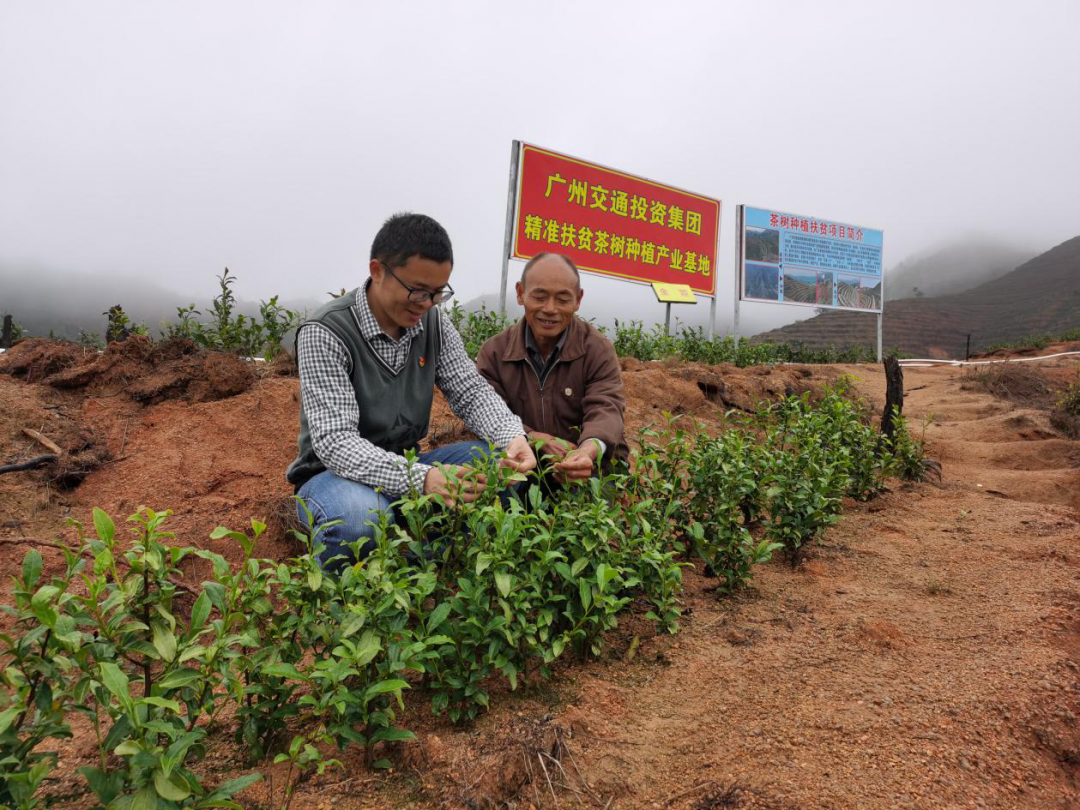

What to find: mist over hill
left=884, top=236, right=1033, bottom=301
left=0, top=263, right=324, bottom=341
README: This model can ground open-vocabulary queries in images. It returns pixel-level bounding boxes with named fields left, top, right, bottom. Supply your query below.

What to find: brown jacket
left=475, top=317, right=628, bottom=464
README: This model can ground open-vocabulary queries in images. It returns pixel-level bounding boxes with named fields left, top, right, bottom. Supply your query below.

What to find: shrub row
left=447, top=303, right=896, bottom=367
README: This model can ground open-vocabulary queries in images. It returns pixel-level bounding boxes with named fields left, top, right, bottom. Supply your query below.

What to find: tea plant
left=883, top=410, right=933, bottom=481
left=445, top=301, right=511, bottom=359
left=0, top=546, right=82, bottom=810
left=161, top=269, right=300, bottom=360
left=1057, top=369, right=1080, bottom=416
left=685, top=427, right=781, bottom=592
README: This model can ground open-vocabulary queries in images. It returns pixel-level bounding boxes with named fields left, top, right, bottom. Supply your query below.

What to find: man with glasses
left=287, top=212, right=536, bottom=567
left=476, top=252, right=627, bottom=487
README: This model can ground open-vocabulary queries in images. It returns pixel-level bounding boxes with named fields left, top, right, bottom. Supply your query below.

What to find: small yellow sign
left=651, top=282, right=697, bottom=304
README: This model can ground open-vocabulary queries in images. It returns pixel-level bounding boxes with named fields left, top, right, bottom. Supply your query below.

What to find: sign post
left=734, top=205, right=744, bottom=348
left=652, top=282, right=697, bottom=336
left=498, top=141, right=523, bottom=315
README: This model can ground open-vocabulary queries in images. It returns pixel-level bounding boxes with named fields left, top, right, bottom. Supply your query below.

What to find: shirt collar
left=355, top=279, right=425, bottom=343
left=524, top=322, right=569, bottom=359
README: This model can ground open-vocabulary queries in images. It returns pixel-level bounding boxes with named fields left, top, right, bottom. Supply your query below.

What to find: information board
left=511, top=143, right=721, bottom=296
left=739, top=205, right=883, bottom=313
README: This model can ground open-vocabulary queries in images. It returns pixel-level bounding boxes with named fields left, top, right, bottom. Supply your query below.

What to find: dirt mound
left=654, top=359, right=828, bottom=413
left=45, top=336, right=257, bottom=402
left=978, top=338, right=1080, bottom=360
left=0, top=338, right=90, bottom=381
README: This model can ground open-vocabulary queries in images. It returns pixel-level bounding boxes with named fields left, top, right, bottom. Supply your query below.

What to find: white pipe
left=898, top=350, right=1080, bottom=368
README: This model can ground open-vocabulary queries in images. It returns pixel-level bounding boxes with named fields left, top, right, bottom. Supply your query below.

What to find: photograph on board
left=861, top=281, right=883, bottom=310
left=815, top=271, right=835, bottom=306
left=745, top=226, right=781, bottom=263
left=836, top=274, right=863, bottom=308
left=744, top=262, right=780, bottom=301
left=781, top=269, right=817, bottom=304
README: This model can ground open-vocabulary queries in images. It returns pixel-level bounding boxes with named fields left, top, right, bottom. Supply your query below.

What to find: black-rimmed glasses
left=381, top=262, right=454, bottom=304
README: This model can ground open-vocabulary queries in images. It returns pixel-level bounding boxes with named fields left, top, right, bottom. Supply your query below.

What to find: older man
left=476, top=253, right=627, bottom=483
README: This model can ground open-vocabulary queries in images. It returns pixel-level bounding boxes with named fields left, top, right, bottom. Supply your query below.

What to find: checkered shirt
left=296, top=284, right=524, bottom=497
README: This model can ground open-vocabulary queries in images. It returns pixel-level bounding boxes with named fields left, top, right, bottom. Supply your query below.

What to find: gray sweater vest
left=286, top=290, right=441, bottom=490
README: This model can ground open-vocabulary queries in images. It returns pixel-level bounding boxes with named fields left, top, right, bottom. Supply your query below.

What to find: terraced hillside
left=755, top=235, right=1080, bottom=357
left=783, top=275, right=818, bottom=304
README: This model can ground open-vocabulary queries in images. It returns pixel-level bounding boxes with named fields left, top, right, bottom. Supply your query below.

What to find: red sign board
left=511, top=143, right=721, bottom=296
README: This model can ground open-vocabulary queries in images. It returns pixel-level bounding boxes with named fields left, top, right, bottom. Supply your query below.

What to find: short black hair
left=521, top=252, right=580, bottom=286
left=370, top=212, right=454, bottom=269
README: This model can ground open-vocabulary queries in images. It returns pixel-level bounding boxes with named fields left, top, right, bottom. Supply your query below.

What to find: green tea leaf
left=369, top=726, right=416, bottom=744
left=93, top=507, right=116, bottom=545
left=0, top=706, right=19, bottom=735
left=495, top=571, right=512, bottom=598
left=114, top=740, right=142, bottom=756
left=579, top=577, right=592, bottom=610
left=475, top=553, right=493, bottom=576
left=353, top=631, right=382, bottom=667
left=152, top=623, right=178, bottom=662
left=131, top=784, right=159, bottom=810
left=261, top=662, right=308, bottom=681
left=22, top=550, right=42, bottom=589
left=595, top=563, right=619, bottom=593
left=190, top=591, right=212, bottom=632
left=201, top=581, right=226, bottom=611
left=77, top=766, right=124, bottom=804
left=427, top=601, right=451, bottom=630
left=140, top=696, right=182, bottom=713
left=99, top=662, right=135, bottom=713
left=154, top=770, right=192, bottom=801
left=158, top=668, right=202, bottom=690
left=365, top=678, right=409, bottom=699
left=204, top=773, right=262, bottom=802
left=340, top=612, right=366, bottom=639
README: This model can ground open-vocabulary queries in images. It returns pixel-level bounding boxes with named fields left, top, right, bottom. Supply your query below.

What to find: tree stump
left=880, top=356, right=904, bottom=441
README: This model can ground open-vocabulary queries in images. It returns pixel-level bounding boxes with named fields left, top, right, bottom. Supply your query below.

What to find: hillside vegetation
left=756, top=235, right=1080, bottom=357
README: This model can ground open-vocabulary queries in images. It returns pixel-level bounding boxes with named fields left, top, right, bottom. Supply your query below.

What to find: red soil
left=1, top=342, right=1077, bottom=810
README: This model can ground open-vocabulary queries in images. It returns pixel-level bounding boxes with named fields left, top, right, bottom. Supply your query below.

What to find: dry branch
left=22, top=428, right=63, bottom=455
left=0, top=454, right=57, bottom=475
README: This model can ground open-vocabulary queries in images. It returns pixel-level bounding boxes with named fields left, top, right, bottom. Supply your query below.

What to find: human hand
left=501, top=434, right=538, bottom=474
left=553, top=440, right=598, bottom=482
left=528, top=430, right=576, bottom=462
left=423, top=464, right=487, bottom=507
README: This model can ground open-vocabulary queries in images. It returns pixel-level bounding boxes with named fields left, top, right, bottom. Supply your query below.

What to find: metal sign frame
left=735, top=203, right=885, bottom=360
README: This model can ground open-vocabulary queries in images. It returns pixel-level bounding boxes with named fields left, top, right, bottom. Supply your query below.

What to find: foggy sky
left=2, top=0, right=1078, bottom=334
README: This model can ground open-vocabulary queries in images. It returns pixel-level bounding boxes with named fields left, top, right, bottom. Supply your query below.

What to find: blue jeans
left=295, top=441, right=489, bottom=569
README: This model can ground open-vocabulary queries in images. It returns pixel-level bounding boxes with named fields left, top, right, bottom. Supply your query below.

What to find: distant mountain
left=0, top=263, right=322, bottom=341
left=455, top=292, right=523, bottom=318
left=754, top=236, right=1080, bottom=358
left=885, top=237, right=1033, bottom=301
